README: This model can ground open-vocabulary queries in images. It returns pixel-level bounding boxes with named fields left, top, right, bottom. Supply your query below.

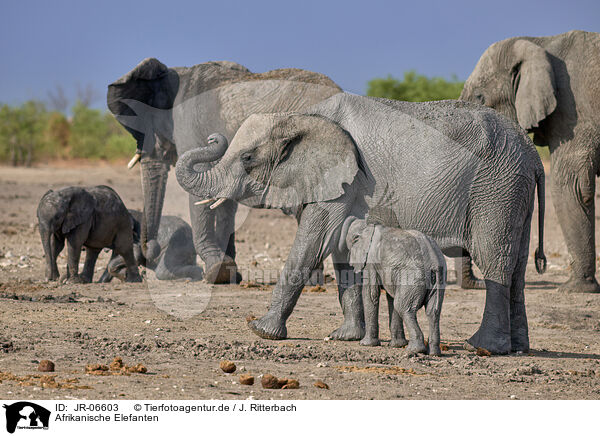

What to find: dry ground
left=0, top=163, right=598, bottom=400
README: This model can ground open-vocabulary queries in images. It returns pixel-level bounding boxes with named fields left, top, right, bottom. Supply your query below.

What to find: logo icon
left=3, top=402, right=50, bottom=433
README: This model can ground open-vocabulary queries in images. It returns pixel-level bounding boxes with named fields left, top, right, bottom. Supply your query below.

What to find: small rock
left=282, top=379, right=299, bottom=389
left=261, top=374, right=281, bottom=389
left=246, top=314, right=257, bottom=323
left=239, top=374, right=254, bottom=385
left=38, top=360, right=55, bottom=372
left=314, top=380, right=329, bottom=389
left=220, top=360, right=236, bottom=373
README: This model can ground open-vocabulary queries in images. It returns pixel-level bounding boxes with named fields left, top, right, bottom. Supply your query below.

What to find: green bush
left=367, top=70, right=464, bottom=102
left=0, top=100, right=135, bottom=165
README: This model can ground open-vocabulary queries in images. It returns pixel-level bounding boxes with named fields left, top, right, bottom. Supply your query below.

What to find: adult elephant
left=461, top=30, right=600, bottom=293
left=107, top=58, right=341, bottom=283
left=176, top=93, right=547, bottom=354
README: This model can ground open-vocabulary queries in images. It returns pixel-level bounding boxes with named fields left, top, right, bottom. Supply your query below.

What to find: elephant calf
left=37, top=186, right=141, bottom=283
left=343, top=218, right=446, bottom=356
left=98, top=210, right=203, bottom=282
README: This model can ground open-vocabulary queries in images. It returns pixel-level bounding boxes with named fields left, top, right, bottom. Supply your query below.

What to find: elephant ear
left=512, top=39, right=557, bottom=130
left=111, top=58, right=169, bottom=85
left=61, top=190, right=96, bottom=234
left=262, top=114, right=360, bottom=209
left=348, top=223, right=375, bottom=272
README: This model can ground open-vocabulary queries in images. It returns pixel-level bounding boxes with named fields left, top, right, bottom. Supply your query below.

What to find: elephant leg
left=40, top=228, right=61, bottom=281
left=455, top=255, right=486, bottom=289
left=425, top=288, right=443, bottom=356
left=552, top=161, right=600, bottom=293
left=387, top=292, right=407, bottom=347
left=248, top=201, right=357, bottom=340
left=47, top=233, right=63, bottom=281
left=398, top=307, right=426, bottom=356
left=510, top=217, right=531, bottom=353
left=214, top=199, right=237, bottom=257
left=359, top=268, right=381, bottom=347
left=107, top=254, right=127, bottom=282
left=113, top=228, right=142, bottom=283
left=328, top=251, right=365, bottom=341
left=64, top=234, right=85, bottom=284
left=189, top=195, right=238, bottom=284
left=215, top=199, right=241, bottom=282
left=466, top=227, right=518, bottom=354
left=80, top=247, right=101, bottom=283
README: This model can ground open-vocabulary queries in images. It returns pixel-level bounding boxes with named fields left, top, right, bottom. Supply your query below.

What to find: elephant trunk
left=175, top=134, right=229, bottom=200
left=140, top=157, right=169, bottom=261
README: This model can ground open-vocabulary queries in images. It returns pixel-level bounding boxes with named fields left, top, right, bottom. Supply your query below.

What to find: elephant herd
left=40, top=30, right=599, bottom=356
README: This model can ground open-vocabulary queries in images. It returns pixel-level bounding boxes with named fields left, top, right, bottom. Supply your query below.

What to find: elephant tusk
left=209, top=198, right=227, bottom=209
left=194, top=198, right=215, bottom=205
left=127, top=152, right=141, bottom=169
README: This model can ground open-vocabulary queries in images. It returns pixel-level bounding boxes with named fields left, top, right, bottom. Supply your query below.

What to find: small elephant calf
left=37, top=186, right=141, bottom=283
left=344, top=218, right=446, bottom=355
left=98, top=210, right=203, bottom=282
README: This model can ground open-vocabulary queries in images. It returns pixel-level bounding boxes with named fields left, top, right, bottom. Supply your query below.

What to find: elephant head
left=175, top=113, right=360, bottom=211
left=461, top=39, right=557, bottom=133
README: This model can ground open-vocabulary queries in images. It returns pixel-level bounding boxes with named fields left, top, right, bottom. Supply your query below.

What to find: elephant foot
left=248, top=314, right=287, bottom=340
left=406, top=341, right=427, bottom=356
left=205, top=256, right=241, bottom=284
left=359, top=336, right=381, bottom=347
left=125, top=272, right=143, bottom=283
left=328, top=319, right=365, bottom=341
left=390, top=338, right=408, bottom=348
left=466, top=328, right=511, bottom=355
left=557, top=276, right=600, bottom=294
left=511, top=341, right=529, bottom=354
left=459, top=273, right=486, bottom=290
left=65, top=275, right=86, bottom=284
left=427, top=343, right=442, bottom=356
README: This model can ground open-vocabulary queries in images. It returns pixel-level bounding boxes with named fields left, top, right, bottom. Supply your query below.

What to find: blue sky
left=1, top=0, right=598, bottom=109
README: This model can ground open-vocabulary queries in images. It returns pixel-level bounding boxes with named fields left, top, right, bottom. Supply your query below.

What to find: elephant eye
left=241, top=152, right=253, bottom=163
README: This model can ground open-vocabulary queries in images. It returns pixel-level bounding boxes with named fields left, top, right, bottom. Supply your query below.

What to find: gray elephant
left=37, top=186, right=141, bottom=283
left=98, top=209, right=203, bottom=282
left=461, top=30, right=600, bottom=293
left=107, top=58, right=341, bottom=284
left=176, top=92, right=547, bottom=355
left=343, top=217, right=446, bottom=356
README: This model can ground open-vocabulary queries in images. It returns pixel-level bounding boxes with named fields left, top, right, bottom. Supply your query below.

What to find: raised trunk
left=140, top=158, right=169, bottom=261
left=175, top=134, right=229, bottom=200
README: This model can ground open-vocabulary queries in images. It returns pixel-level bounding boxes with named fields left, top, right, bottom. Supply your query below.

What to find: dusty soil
left=0, top=163, right=598, bottom=400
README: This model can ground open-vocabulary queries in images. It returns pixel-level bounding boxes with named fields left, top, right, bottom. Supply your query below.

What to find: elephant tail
left=426, top=266, right=445, bottom=320
left=534, top=169, right=547, bottom=274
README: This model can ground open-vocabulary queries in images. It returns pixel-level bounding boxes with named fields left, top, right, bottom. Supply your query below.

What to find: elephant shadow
left=528, top=349, right=600, bottom=360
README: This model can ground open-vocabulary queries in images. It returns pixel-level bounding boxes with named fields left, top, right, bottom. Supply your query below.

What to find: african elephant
left=107, top=58, right=341, bottom=283
left=176, top=92, right=547, bottom=354
left=461, top=30, right=600, bottom=293
left=343, top=217, right=446, bottom=356
left=98, top=209, right=203, bottom=282
left=37, top=186, right=141, bottom=283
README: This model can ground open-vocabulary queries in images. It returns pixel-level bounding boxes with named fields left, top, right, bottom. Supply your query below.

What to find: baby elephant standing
left=344, top=218, right=446, bottom=356
left=37, top=186, right=141, bottom=283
